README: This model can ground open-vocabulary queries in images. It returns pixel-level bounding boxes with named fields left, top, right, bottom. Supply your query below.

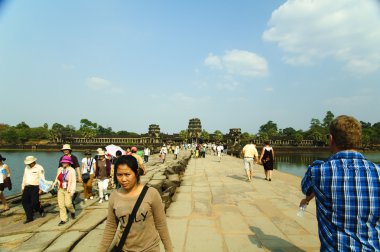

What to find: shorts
left=244, top=158, right=254, bottom=171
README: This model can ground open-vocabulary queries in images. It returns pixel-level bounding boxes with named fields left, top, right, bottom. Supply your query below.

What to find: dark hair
left=114, top=155, right=140, bottom=183
left=264, top=141, right=270, bottom=145
left=329, top=115, right=362, bottom=150
left=115, top=150, right=122, bottom=156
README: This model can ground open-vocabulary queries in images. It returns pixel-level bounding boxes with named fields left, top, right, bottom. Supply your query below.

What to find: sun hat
left=24, top=156, right=37, bottom=165
left=0, top=154, right=6, bottom=161
left=131, top=146, right=137, bottom=152
left=61, top=156, right=73, bottom=164
left=61, top=144, right=72, bottom=151
left=98, top=150, right=106, bottom=156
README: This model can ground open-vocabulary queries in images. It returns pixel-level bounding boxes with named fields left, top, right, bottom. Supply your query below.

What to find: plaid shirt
left=301, top=151, right=380, bottom=251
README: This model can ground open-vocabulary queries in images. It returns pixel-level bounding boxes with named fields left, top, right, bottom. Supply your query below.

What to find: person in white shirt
left=143, top=146, right=151, bottom=163
left=0, top=154, right=11, bottom=212
left=160, top=145, right=168, bottom=163
left=21, top=156, right=45, bottom=224
left=216, top=144, right=223, bottom=162
left=81, top=150, right=96, bottom=200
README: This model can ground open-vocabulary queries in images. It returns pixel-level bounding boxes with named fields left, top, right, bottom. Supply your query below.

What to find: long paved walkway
left=165, top=154, right=320, bottom=252
left=0, top=152, right=320, bottom=251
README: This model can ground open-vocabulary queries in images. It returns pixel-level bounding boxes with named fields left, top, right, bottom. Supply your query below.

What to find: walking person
left=21, top=156, right=46, bottom=223
left=95, top=150, right=111, bottom=203
left=241, top=140, right=259, bottom=182
left=97, top=155, right=173, bottom=252
left=0, top=154, right=11, bottom=212
left=81, top=150, right=96, bottom=201
left=259, top=141, right=275, bottom=181
left=59, top=144, right=82, bottom=183
left=300, top=115, right=380, bottom=251
left=160, top=144, right=168, bottom=163
left=174, top=145, right=180, bottom=159
left=143, top=146, right=151, bottom=163
left=216, top=144, right=223, bottom=162
left=131, top=147, right=146, bottom=175
left=53, top=156, right=76, bottom=226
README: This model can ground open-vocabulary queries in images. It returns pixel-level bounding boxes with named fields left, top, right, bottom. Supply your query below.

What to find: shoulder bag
left=112, top=185, right=149, bottom=252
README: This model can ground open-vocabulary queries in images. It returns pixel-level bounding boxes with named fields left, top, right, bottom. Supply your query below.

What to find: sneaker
left=105, top=194, right=109, bottom=201
left=269, top=178, right=272, bottom=182
left=71, top=212, right=76, bottom=219
left=89, top=196, right=94, bottom=200
left=99, top=199, right=103, bottom=203
left=84, top=198, right=88, bottom=201
left=58, top=221, right=66, bottom=226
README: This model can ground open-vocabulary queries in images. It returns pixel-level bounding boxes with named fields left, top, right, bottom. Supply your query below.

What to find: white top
left=21, top=163, right=45, bottom=190
left=81, top=157, right=95, bottom=174
left=217, top=145, right=223, bottom=152
left=144, top=148, right=151, bottom=156
left=161, top=147, right=168, bottom=154
left=0, top=164, right=9, bottom=184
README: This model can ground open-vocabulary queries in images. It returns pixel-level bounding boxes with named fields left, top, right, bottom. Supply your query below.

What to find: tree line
left=1, top=112, right=379, bottom=147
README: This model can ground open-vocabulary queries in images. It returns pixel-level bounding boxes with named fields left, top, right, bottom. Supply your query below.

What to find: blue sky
left=1, top=0, right=379, bottom=134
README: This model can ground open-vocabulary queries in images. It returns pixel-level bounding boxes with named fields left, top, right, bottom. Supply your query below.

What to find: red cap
left=131, top=146, right=137, bottom=152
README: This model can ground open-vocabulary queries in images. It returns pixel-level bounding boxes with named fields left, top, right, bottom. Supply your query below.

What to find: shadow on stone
left=249, top=226, right=306, bottom=252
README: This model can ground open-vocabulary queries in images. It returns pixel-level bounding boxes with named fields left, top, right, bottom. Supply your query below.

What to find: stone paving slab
left=44, top=231, right=85, bottom=252
left=14, top=231, right=61, bottom=252
left=72, top=229, right=104, bottom=252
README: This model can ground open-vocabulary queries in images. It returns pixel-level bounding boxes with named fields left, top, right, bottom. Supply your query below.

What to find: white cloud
left=204, top=54, right=223, bottom=69
left=265, top=87, right=274, bottom=92
left=86, top=77, right=112, bottom=90
left=263, top=0, right=380, bottom=74
left=204, top=50, right=268, bottom=77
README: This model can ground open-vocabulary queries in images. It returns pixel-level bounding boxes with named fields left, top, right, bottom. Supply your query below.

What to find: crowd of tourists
left=1, top=114, right=379, bottom=251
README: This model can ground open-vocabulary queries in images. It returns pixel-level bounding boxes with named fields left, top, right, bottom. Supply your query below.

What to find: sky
left=1, top=0, right=380, bottom=134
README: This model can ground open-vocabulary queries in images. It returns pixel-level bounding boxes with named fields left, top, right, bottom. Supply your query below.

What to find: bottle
left=297, top=204, right=307, bottom=217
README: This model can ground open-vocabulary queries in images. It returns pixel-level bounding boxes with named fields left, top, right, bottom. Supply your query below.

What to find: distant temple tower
left=148, top=124, right=161, bottom=144
left=228, top=128, right=241, bottom=145
left=188, top=118, right=202, bottom=143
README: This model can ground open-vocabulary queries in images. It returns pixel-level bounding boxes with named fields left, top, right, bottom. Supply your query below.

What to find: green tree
left=258, top=121, right=278, bottom=138
left=97, top=125, right=113, bottom=135
left=322, top=111, right=334, bottom=129
left=50, top=123, right=65, bottom=143
left=15, top=121, right=30, bottom=129
left=281, top=127, right=297, bottom=138
left=2, top=128, right=19, bottom=144
left=213, top=130, right=223, bottom=142
left=200, top=130, right=210, bottom=142
left=179, top=130, right=188, bottom=142
left=294, top=133, right=304, bottom=146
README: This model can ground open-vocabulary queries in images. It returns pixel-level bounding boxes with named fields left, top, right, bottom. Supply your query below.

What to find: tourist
left=131, top=146, right=146, bottom=175
left=259, top=141, right=275, bottom=181
left=300, top=115, right=380, bottom=251
left=143, top=146, right=150, bottom=163
left=111, top=150, right=123, bottom=189
left=21, top=156, right=46, bottom=223
left=97, top=155, right=173, bottom=252
left=0, top=154, right=11, bottom=212
left=241, top=140, right=259, bottom=182
left=174, top=145, right=180, bottom=159
left=53, top=155, right=76, bottom=226
left=160, top=144, right=168, bottom=163
left=95, top=150, right=111, bottom=203
left=59, top=144, right=82, bottom=183
left=216, top=144, right=223, bottom=162
left=81, top=150, right=96, bottom=201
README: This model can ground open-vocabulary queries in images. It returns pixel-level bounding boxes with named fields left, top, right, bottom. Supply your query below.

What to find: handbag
left=4, top=177, right=12, bottom=190
left=82, top=158, right=93, bottom=183
left=112, top=185, right=149, bottom=252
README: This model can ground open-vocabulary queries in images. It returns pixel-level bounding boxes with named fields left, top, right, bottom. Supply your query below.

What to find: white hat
left=24, top=156, right=37, bottom=165
left=98, top=150, right=106, bottom=156
left=61, top=144, right=71, bottom=151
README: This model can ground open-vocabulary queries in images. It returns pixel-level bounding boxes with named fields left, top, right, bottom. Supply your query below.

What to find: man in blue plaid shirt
left=301, top=115, right=380, bottom=251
